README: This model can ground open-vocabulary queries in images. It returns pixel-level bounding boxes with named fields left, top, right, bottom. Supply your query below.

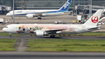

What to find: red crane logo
left=91, top=16, right=98, bottom=23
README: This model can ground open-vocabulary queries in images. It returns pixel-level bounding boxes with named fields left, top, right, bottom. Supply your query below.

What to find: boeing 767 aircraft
left=6, top=0, right=72, bottom=19
left=2, top=9, right=104, bottom=38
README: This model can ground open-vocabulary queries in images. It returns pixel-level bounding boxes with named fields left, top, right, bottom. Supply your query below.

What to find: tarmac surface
left=0, top=52, right=105, bottom=59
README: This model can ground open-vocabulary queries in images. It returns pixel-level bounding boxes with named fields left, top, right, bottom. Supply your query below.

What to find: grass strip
left=0, top=32, right=21, bottom=36
left=0, top=39, right=17, bottom=51
left=56, top=32, right=105, bottom=36
left=26, top=39, right=105, bottom=52
left=0, top=32, right=105, bottom=36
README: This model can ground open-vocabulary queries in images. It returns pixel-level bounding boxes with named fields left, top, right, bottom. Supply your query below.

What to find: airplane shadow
left=39, top=37, right=62, bottom=39
left=38, top=36, right=70, bottom=39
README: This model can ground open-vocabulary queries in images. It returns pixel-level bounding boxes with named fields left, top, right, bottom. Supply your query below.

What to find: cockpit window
left=4, top=26, right=8, bottom=28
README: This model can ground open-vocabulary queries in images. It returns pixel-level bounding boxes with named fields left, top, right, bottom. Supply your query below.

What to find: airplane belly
left=14, top=14, right=26, bottom=17
left=42, top=13, right=64, bottom=17
left=62, top=31, right=77, bottom=34
left=61, top=29, right=77, bottom=34
left=16, top=15, right=25, bottom=17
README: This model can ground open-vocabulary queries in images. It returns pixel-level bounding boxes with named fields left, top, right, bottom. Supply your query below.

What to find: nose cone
left=2, top=27, right=17, bottom=33
left=6, top=13, right=11, bottom=17
left=2, top=28, right=6, bottom=32
left=6, top=13, right=9, bottom=16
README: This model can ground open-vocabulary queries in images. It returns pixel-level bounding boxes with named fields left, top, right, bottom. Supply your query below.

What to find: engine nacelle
left=26, top=14, right=34, bottom=18
left=35, top=30, right=47, bottom=36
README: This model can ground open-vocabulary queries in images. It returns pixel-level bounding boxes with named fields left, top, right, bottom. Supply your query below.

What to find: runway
left=0, top=36, right=105, bottom=39
left=0, top=52, right=105, bottom=59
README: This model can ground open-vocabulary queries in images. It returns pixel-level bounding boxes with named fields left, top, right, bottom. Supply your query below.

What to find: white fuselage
left=2, top=24, right=96, bottom=34
left=6, top=10, right=65, bottom=17
left=6, top=0, right=72, bottom=18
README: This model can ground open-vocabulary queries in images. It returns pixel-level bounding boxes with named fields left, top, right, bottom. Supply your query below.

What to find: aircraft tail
left=83, top=9, right=104, bottom=26
left=58, top=0, right=72, bottom=11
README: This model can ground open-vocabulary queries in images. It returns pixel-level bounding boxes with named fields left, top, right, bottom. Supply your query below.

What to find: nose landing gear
left=9, top=33, right=12, bottom=37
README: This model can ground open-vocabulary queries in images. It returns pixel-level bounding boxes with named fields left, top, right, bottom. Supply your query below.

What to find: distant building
left=92, top=0, right=105, bottom=6
left=0, top=0, right=104, bottom=10
left=0, top=0, right=90, bottom=10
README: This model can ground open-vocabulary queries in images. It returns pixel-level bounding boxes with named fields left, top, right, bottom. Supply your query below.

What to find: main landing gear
left=37, top=16, right=42, bottom=22
left=50, top=34, right=55, bottom=38
left=38, top=17, right=42, bottom=19
left=37, top=16, right=42, bottom=19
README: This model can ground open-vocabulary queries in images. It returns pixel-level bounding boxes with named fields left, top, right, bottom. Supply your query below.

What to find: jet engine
left=26, top=14, right=34, bottom=18
left=35, top=30, right=48, bottom=36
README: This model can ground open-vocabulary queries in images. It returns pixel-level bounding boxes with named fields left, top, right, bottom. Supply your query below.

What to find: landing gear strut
left=38, top=16, right=42, bottom=19
left=50, top=34, right=55, bottom=38
left=9, top=33, right=12, bottom=37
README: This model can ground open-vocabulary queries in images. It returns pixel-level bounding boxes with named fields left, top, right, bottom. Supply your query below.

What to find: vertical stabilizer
left=83, top=9, right=103, bottom=26
left=59, top=0, right=72, bottom=11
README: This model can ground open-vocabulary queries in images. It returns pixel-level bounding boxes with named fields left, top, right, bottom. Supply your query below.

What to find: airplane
left=2, top=9, right=104, bottom=38
left=6, top=0, right=72, bottom=19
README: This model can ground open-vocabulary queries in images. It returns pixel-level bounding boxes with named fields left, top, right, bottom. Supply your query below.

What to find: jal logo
left=64, top=1, right=70, bottom=9
left=91, top=16, right=98, bottom=23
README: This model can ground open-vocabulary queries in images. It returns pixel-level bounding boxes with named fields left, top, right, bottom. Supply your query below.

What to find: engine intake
left=35, top=30, right=48, bottom=36
left=26, top=14, right=34, bottom=18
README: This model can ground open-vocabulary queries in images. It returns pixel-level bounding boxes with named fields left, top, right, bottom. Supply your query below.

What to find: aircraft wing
left=33, top=11, right=52, bottom=16
left=45, top=29, right=65, bottom=34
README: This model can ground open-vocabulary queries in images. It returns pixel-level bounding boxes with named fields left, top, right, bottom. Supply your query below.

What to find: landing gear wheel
left=50, top=35, right=55, bottom=38
left=38, top=17, right=42, bottom=19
